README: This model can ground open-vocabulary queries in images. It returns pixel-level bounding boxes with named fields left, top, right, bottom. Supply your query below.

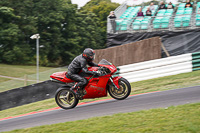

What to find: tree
left=80, top=0, right=111, bottom=10
left=80, top=0, right=119, bottom=51
left=0, top=0, right=78, bottom=66
left=81, top=0, right=119, bottom=31
left=0, top=7, right=28, bottom=64
left=135, top=0, right=160, bottom=7
left=0, top=0, right=119, bottom=66
left=86, top=1, right=119, bottom=32
left=30, top=0, right=78, bottom=66
left=61, top=11, right=105, bottom=64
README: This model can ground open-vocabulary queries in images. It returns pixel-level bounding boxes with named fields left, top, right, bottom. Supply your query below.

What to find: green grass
left=0, top=64, right=66, bottom=92
left=1, top=70, right=200, bottom=120
left=132, top=70, right=200, bottom=94
left=4, top=103, right=200, bottom=133
left=0, top=63, right=54, bottom=84
left=0, top=64, right=54, bottom=79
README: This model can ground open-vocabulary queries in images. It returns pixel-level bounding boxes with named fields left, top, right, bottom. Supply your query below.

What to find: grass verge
left=0, top=64, right=54, bottom=82
left=0, top=64, right=66, bottom=92
left=1, top=70, right=200, bottom=119
left=4, top=103, right=200, bottom=133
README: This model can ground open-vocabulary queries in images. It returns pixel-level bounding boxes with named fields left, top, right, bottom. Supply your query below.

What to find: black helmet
left=82, top=48, right=95, bottom=61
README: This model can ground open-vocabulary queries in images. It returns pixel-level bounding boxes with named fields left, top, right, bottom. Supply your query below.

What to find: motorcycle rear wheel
left=55, top=87, right=79, bottom=109
left=108, top=77, right=131, bottom=100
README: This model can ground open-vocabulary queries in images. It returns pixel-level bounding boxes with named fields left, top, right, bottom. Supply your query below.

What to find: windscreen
left=98, top=59, right=112, bottom=65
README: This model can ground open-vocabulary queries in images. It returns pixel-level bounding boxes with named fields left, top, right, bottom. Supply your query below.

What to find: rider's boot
left=70, top=85, right=83, bottom=100
left=70, top=85, right=77, bottom=91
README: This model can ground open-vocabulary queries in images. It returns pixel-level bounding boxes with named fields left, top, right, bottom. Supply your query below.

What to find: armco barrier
left=0, top=80, right=63, bottom=110
left=116, top=52, right=200, bottom=83
left=192, top=52, right=200, bottom=71
left=118, top=53, right=192, bottom=74
left=120, top=62, right=192, bottom=81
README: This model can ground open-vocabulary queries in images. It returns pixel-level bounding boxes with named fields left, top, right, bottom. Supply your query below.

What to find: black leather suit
left=67, top=54, right=98, bottom=88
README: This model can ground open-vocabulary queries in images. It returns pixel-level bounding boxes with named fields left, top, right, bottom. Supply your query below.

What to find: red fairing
left=50, top=71, right=74, bottom=83
left=87, top=67, right=98, bottom=72
left=82, top=75, right=109, bottom=99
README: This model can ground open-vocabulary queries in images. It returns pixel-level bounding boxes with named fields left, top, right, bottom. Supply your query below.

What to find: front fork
left=109, top=76, right=122, bottom=90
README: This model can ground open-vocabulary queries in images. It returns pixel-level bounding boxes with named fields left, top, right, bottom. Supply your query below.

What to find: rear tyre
left=55, top=87, right=79, bottom=109
left=108, top=77, right=131, bottom=100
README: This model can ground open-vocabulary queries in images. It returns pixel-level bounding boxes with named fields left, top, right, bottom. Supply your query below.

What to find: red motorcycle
left=50, top=59, right=131, bottom=109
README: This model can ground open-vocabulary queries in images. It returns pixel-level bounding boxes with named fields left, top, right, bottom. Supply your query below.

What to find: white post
left=30, top=34, right=40, bottom=83
left=36, top=37, right=39, bottom=83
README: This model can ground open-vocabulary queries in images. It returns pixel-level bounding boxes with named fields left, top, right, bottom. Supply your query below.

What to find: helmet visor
left=89, top=54, right=95, bottom=61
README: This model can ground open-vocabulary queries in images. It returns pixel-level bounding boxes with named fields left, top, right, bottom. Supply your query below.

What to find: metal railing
left=107, top=12, right=200, bottom=34
left=107, top=1, right=127, bottom=33
left=108, top=2, right=200, bottom=34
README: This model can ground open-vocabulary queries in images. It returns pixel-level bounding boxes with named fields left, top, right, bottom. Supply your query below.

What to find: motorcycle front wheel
left=108, top=77, right=131, bottom=100
left=55, top=87, right=79, bottom=109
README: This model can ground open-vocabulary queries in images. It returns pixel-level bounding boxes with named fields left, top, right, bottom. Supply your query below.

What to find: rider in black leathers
left=67, top=48, right=99, bottom=91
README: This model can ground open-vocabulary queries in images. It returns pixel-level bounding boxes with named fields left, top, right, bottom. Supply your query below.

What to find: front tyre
left=108, top=77, right=131, bottom=100
left=55, top=87, right=79, bottom=109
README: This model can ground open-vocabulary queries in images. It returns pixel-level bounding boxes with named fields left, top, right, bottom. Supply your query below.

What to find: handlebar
left=97, top=66, right=109, bottom=76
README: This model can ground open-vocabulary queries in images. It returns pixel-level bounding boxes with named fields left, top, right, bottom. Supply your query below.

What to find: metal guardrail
left=115, top=52, right=200, bottom=83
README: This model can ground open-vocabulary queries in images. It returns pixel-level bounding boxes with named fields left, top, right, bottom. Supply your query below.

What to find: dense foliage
left=0, top=0, right=119, bottom=66
left=135, top=0, right=159, bottom=6
left=80, top=0, right=119, bottom=33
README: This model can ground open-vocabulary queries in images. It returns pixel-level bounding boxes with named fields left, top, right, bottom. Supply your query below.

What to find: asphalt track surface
left=1, top=86, right=200, bottom=132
